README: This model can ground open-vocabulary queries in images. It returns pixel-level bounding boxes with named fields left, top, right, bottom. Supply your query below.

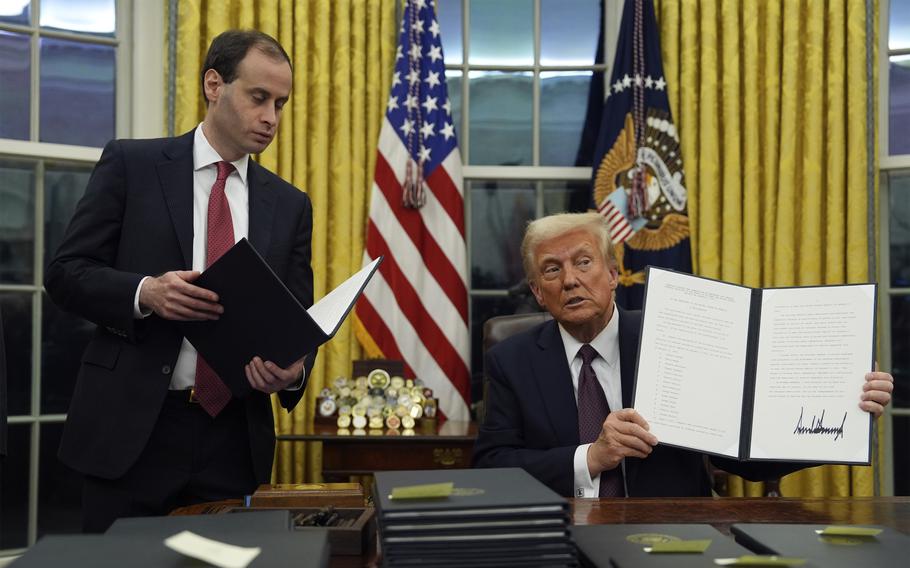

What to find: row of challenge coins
left=317, top=369, right=436, bottom=430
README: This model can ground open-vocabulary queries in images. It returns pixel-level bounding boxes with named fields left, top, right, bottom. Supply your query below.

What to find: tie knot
left=216, top=160, right=234, bottom=181
left=578, top=344, right=598, bottom=365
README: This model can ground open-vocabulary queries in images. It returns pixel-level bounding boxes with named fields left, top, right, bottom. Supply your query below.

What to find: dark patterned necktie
left=194, top=160, right=235, bottom=418
left=577, top=344, right=624, bottom=497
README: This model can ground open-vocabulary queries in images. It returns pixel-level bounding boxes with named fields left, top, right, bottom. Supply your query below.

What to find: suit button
left=162, top=365, right=172, bottom=375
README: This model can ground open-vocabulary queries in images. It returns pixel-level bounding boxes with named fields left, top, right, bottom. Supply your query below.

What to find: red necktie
left=577, top=344, right=625, bottom=497
left=194, top=160, right=235, bottom=417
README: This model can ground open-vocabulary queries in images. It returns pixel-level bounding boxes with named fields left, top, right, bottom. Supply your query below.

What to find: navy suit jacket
left=473, top=307, right=804, bottom=497
left=45, top=130, right=315, bottom=482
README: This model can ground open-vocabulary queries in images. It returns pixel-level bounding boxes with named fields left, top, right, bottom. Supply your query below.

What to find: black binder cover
left=106, top=510, right=292, bottom=536
left=179, top=239, right=380, bottom=397
left=10, top=532, right=329, bottom=568
left=731, top=523, right=909, bottom=568
left=373, top=468, right=569, bottom=521
left=573, top=524, right=752, bottom=568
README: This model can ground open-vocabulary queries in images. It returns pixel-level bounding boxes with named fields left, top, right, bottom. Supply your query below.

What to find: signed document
left=632, top=267, right=875, bottom=464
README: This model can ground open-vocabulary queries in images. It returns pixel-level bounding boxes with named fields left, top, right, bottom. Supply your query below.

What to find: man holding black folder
left=45, top=30, right=315, bottom=532
left=473, top=212, right=894, bottom=498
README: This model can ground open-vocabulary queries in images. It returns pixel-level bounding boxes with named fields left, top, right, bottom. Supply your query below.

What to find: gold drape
left=654, top=0, right=881, bottom=496
left=173, top=0, right=397, bottom=482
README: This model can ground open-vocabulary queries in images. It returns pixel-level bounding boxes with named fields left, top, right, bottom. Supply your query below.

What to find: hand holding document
left=632, top=267, right=875, bottom=464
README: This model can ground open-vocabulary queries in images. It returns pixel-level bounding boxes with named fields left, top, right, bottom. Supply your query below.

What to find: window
left=882, top=0, right=910, bottom=497
left=438, top=0, right=611, bottom=406
left=0, top=0, right=141, bottom=552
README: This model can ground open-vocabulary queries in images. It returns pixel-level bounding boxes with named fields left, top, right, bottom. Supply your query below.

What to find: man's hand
left=139, top=270, right=222, bottom=321
left=860, top=370, right=894, bottom=419
left=586, top=408, right=658, bottom=478
left=245, top=355, right=306, bottom=394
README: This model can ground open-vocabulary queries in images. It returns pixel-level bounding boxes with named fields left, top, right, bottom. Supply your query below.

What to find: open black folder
left=180, top=239, right=382, bottom=397
left=632, top=267, right=876, bottom=465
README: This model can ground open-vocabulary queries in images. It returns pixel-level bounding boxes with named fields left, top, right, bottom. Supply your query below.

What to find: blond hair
left=521, top=212, right=616, bottom=281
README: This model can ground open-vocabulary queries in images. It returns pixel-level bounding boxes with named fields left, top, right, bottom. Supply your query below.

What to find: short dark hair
left=200, top=29, right=292, bottom=104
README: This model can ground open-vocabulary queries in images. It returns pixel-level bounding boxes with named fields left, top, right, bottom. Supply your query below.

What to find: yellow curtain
left=654, top=0, right=881, bottom=496
left=172, top=0, right=398, bottom=482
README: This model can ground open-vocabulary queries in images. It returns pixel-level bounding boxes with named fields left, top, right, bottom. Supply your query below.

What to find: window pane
left=40, top=0, right=115, bottom=37
left=889, top=172, right=910, bottom=287
left=445, top=70, right=463, bottom=146
left=44, top=164, right=91, bottom=261
left=540, top=0, right=600, bottom=65
left=0, top=425, right=29, bottom=549
left=0, top=31, right=30, bottom=140
left=470, top=294, right=541, bottom=405
left=469, top=71, right=532, bottom=165
left=543, top=180, right=591, bottom=215
left=0, top=160, right=35, bottom=284
left=39, top=38, right=115, bottom=147
left=470, top=180, right=535, bottom=289
left=438, top=0, right=463, bottom=65
left=890, top=1, right=910, bottom=50
left=0, top=0, right=29, bottom=25
left=41, top=293, right=93, bottom=414
left=1, top=292, right=32, bottom=416
left=895, top=416, right=910, bottom=496
left=469, top=0, right=532, bottom=65
left=540, top=71, right=596, bottom=166
left=891, top=295, right=910, bottom=409
left=889, top=57, right=910, bottom=155
left=38, top=422, right=83, bottom=537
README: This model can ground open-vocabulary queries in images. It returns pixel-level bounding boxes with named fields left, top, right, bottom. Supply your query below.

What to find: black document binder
left=180, top=238, right=381, bottom=397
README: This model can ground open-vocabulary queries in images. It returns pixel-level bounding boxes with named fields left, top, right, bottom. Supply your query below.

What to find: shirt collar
left=558, top=304, right=620, bottom=368
left=194, top=123, right=249, bottom=184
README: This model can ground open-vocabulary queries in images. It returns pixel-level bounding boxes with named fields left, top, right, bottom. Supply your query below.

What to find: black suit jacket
left=45, top=130, right=315, bottom=482
left=473, top=307, right=804, bottom=497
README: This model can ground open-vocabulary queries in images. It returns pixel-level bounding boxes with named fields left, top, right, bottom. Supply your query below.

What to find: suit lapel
left=247, top=160, right=276, bottom=255
left=534, top=321, right=579, bottom=446
left=617, top=306, right=643, bottom=492
left=157, top=131, right=196, bottom=269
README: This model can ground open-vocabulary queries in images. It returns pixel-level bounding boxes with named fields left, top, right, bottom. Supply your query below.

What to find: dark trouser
left=81, top=391, right=257, bottom=533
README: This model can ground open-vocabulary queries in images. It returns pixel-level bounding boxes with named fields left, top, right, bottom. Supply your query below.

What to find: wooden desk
left=277, top=420, right=477, bottom=481
left=572, top=496, right=910, bottom=534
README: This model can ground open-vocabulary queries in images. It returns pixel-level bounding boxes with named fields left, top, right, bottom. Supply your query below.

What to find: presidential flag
left=591, top=0, right=691, bottom=309
left=354, top=0, right=470, bottom=421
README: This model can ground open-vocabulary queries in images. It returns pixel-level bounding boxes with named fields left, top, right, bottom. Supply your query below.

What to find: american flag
left=354, top=0, right=470, bottom=421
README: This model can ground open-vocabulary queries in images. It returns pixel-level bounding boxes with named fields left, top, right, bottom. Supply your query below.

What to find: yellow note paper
left=645, top=539, right=712, bottom=553
left=815, top=526, right=882, bottom=537
left=713, top=555, right=807, bottom=567
left=164, top=530, right=261, bottom=568
left=389, top=482, right=454, bottom=500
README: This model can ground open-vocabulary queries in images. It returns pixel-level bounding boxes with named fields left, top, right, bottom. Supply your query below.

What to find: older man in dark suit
left=45, top=29, right=315, bottom=532
left=473, top=212, right=894, bottom=498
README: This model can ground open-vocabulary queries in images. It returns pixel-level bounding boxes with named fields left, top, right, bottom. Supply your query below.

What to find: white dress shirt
left=560, top=305, right=627, bottom=497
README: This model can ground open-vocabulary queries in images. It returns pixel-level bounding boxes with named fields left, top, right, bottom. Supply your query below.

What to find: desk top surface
left=277, top=420, right=477, bottom=441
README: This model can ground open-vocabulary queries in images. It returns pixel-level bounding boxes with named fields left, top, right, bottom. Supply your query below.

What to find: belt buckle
left=188, top=388, right=199, bottom=404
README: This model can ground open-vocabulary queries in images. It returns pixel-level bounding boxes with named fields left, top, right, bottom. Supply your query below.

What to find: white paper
left=163, top=530, right=261, bottom=568
left=748, top=285, right=874, bottom=462
left=307, top=256, right=382, bottom=335
left=634, top=268, right=752, bottom=457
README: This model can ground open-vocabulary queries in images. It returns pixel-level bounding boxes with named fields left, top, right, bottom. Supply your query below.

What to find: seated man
left=472, top=212, right=894, bottom=498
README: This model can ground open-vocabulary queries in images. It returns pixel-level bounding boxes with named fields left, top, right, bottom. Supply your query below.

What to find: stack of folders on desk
left=731, top=523, right=910, bottom=568
left=373, top=468, right=577, bottom=567
left=10, top=511, right=330, bottom=567
left=572, top=524, right=754, bottom=568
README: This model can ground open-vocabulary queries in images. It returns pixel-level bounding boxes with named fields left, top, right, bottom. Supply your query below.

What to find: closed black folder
left=179, top=239, right=381, bottom=397
left=10, top=531, right=330, bottom=568
left=573, top=524, right=753, bottom=568
left=106, top=510, right=292, bottom=536
left=731, top=523, right=909, bottom=568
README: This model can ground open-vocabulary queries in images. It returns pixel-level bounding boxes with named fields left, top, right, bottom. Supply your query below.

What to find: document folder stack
left=373, top=468, right=576, bottom=567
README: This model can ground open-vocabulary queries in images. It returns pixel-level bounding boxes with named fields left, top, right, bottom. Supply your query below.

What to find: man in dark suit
left=473, top=212, right=894, bottom=498
left=45, top=30, right=315, bottom=532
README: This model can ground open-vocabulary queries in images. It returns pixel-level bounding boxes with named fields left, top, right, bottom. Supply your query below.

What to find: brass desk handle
left=432, top=448, right=463, bottom=467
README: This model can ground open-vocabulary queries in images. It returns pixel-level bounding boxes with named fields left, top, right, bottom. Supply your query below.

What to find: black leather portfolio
left=106, top=510, right=292, bottom=536
left=180, top=238, right=381, bottom=397
left=573, top=524, right=753, bottom=568
left=731, top=523, right=909, bottom=568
